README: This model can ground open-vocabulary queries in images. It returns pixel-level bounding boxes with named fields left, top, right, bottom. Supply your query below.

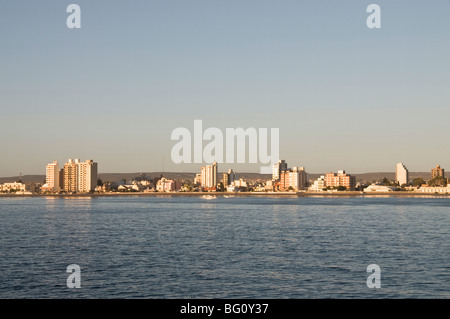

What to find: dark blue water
left=0, top=196, right=449, bottom=298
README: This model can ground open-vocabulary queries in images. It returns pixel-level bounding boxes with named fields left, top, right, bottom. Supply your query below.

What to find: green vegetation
left=381, top=177, right=397, bottom=187
left=428, top=176, right=447, bottom=187
left=412, top=178, right=426, bottom=186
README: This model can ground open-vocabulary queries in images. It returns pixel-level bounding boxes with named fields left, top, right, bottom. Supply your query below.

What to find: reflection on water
left=0, top=196, right=450, bottom=298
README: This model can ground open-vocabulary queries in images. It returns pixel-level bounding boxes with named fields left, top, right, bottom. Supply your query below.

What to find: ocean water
left=0, top=196, right=449, bottom=298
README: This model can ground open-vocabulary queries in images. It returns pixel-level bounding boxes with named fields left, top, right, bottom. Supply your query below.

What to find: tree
left=428, top=176, right=447, bottom=187
left=381, top=177, right=391, bottom=186
left=336, top=186, right=347, bottom=191
left=97, top=178, right=103, bottom=187
left=413, top=178, right=426, bottom=187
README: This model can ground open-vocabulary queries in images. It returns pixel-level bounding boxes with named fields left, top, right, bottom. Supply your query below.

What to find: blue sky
left=1, top=0, right=449, bottom=175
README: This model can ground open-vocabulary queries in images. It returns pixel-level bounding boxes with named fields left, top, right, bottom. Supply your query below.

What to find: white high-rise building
left=272, top=160, right=287, bottom=181
left=395, top=162, right=409, bottom=186
left=45, top=161, right=60, bottom=192
left=77, top=159, right=98, bottom=193
left=201, top=161, right=218, bottom=188
left=291, top=167, right=308, bottom=190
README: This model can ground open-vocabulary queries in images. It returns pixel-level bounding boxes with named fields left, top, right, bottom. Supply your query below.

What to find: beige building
left=64, top=159, right=78, bottom=192
left=63, top=159, right=98, bottom=193
left=280, top=166, right=308, bottom=191
left=325, top=170, right=356, bottom=190
left=431, top=165, right=445, bottom=179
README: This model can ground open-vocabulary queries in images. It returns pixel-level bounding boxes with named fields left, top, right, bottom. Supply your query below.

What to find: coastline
left=0, top=191, right=449, bottom=198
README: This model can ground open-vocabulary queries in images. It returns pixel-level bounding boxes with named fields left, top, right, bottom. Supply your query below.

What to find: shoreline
left=0, top=191, right=449, bottom=198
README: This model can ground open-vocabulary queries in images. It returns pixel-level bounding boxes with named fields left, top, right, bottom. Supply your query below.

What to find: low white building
left=417, top=185, right=450, bottom=194
left=0, top=182, right=34, bottom=194
left=364, top=184, right=396, bottom=192
left=231, top=179, right=247, bottom=188
left=118, top=184, right=140, bottom=192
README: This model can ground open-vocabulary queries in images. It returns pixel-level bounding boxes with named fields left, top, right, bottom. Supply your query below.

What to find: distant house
left=0, top=182, right=34, bottom=194
left=156, top=178, right=181, bottom=192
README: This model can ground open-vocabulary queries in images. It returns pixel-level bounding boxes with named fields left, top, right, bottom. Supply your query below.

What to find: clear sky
left=1, top=0, right=449, bottom=176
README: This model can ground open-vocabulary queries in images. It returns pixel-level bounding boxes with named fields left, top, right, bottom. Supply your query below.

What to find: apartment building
left=325, top=170, right=356, bottom=190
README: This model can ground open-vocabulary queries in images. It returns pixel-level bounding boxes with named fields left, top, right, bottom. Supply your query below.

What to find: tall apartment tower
left=77, top=159, right=98, bottom=193
left=395, top=163, right=409, bottom=186
left=201, top=161, right=218, bottom=188
left=293, top=166, right=308, bottom=189
left=222, top=173, right=229, bottom=187
left=59, top=169, right=64, bottom=190
left=431, top=165, right=445, bottom=179
left=272, top=160, right=287, bottom=181
left=64, top=159, right=78, bottom=193
left=223, top=169, right=236, bottom=186
left=63, top=159, right=98, bottom=193
left=46, top=161, right=60, bottom=192
left=228, top=169, right=236, bottom=185
left=201, top=167, right=206, bottom=187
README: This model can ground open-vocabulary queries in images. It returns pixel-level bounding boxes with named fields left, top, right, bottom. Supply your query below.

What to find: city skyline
left=0, top=157, right=449, bottom=178
left=1, top=1, right=449, bottom=176
left=0, top=156, right=448, bottom=193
